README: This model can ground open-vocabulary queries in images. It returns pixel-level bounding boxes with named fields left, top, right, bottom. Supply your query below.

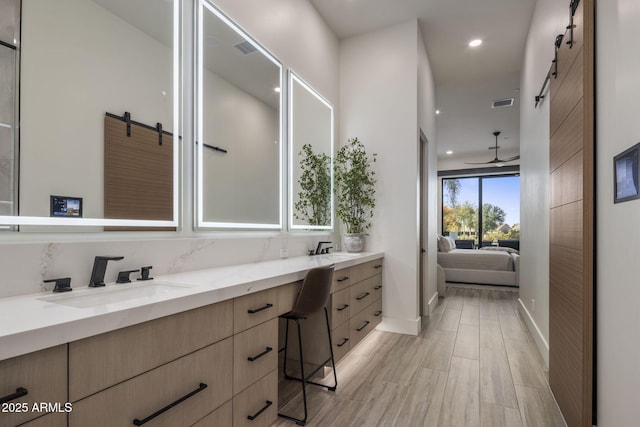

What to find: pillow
left=480, top=246, right=519, bottom=255
left=437, top=235, right=455, bottom=252
left=445, top=237, right=456, bottom=251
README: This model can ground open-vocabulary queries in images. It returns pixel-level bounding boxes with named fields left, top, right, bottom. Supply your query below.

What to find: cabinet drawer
left=69, top=337, right=233, bottom=427
left=350, top=307, right=375, bottom=348
left=331, top=288, right=350, bottom=327
left=0, top=345, right=67, bottom=427
left=16, top=412, right=67, bottom=427
left=277, top=282, right=300, bottom=315
left=234, top=318, right=278, bottom=394
left=350, top=259, right=383, bottom=283
left=370, top=298, right=383, bottom=327
left=69, top=299, right=233, bottom=401
left=331, top=268, right=351, bottom=293
left=350, top=274, right=381, bottom=315
left=233, top=369, right=277, bottom=427
left=331, top=321, right=350, bottom=363
left=234, top=288, right=279, bottom=334
left=191, top=400, right=232, bottom=427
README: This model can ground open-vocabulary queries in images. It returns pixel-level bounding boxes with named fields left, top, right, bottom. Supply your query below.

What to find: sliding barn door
left=548, top=0, right=594, bottom=426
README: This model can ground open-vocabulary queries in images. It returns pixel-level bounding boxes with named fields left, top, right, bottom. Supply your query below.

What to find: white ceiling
left=309, top=0, right=536, bottom=168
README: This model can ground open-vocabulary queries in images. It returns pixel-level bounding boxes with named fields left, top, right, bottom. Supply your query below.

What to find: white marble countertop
left=0, top=251, right=383, bottom=361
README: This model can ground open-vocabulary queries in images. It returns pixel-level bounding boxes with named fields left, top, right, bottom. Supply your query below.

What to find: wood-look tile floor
left=271, top=286, right=566, bottom=427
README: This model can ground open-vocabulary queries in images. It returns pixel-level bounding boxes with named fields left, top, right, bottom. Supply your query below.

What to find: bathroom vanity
left=0, top=252, right=383, bottom=427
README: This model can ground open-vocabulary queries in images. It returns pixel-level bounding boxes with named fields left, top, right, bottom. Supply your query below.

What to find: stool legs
left=278, top=318, right=308, bottom=425
left=278, top=309, right=338, bottom=425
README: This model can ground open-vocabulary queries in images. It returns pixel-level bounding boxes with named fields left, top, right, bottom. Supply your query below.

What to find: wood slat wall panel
left=550, top=202, right=583, bottom=250
left=548, top=1, right=594, bottom=426
left=550, top=99, right=584, bottom=172
left=550, top=49, right=584, bottom=137
left=550, top=1, right=584, bottom=106
left=104, top=116, right=174, bottom=231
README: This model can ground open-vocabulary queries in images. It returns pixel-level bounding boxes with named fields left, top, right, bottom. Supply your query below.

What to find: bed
left=437, top=238, right=519, bottom=286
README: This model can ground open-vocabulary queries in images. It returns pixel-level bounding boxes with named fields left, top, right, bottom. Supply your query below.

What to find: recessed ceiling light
left=446, top=150, right=453, bottom=155
left=436, top=110, right=440, bottom=115
left=469, top=39, right=482, bottom=47
left=274, top=87, right=281, bottom=93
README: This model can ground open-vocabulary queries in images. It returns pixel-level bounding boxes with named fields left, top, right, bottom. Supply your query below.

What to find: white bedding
left=437, top=249, right=515, bottom=271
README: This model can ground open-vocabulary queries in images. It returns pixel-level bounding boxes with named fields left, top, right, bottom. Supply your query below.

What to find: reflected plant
left=334, top=137, right=377, bottom=234
left=294, top=144, right=331, bottom=226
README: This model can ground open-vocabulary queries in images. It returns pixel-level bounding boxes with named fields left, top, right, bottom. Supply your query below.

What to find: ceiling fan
left=465, top=131, right=520, bottom=166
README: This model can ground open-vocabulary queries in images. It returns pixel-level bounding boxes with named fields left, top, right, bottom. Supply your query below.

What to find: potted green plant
left=334, top=137, right=377, bottom=252
left=294, top=143, right=331, bottom=227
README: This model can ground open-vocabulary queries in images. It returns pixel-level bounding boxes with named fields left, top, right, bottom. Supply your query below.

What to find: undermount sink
left=38, top=281, right=195, bottom=308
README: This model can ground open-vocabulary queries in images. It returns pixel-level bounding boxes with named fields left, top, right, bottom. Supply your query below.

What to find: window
left=442, top=175, right=520, bottom=248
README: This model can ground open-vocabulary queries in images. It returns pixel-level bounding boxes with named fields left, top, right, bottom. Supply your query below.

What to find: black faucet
left=315, top=241, right=333, bottom=255
left=89, top=256, right=124, bottom=287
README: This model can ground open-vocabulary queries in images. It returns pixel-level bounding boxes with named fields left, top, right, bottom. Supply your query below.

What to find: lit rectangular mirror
left=288, top=72, right=334, bottom=230
left=0, top=0, right=180, bottom=231
left=196, top=0, right=282, bottom=230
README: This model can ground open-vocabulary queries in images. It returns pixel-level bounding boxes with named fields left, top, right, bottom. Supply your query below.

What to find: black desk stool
left=278, top=264, right=338, bottom=425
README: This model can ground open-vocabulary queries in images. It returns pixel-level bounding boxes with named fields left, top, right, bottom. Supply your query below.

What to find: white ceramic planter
left=343, top=233, right=365, bottom=252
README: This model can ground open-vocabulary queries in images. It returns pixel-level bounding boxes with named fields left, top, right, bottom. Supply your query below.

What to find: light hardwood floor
left=272, top=286, right=566, bottom=427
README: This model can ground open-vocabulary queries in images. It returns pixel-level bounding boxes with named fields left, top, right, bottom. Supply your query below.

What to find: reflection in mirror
left=0, top=0, right=179, bottom=230
left=0, top=0, right=20, bottom=226
left=289, top=72, right=334, bottom=230
left=197, top=1, right=282, bottom=229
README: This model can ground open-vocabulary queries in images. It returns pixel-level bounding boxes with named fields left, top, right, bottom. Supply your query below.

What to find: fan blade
left=464, top=159, right=500, bottom=165
left=500, top=155, right=520, bottom=162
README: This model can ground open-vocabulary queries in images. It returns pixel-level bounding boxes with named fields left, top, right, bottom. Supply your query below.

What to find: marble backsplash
left=0, top=234, right=334, bottom=298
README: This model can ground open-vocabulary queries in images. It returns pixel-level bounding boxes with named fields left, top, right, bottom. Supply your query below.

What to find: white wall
left=0, top=0, right=340, bottom=299
left=596, top=1, right=640, bottom=424
left=518, top=0, right=567, bottom=364
left=417, top=28, right=439, bottom=312
left=340, top=20, right=429, bottom=334
left=202, top=70, right=279, bottom=223
left=20, top=0, right=173, bottom=219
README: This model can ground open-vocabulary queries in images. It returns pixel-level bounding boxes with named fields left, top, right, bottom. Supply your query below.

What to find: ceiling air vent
left=234, top=41, right=257, bottom=55
left=491, top=98, right=515, bottom=109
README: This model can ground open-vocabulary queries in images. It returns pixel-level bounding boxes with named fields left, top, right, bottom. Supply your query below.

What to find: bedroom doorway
left=419, top=131, right=428, bottom=316
left=441, top=174, right=520, bottom=250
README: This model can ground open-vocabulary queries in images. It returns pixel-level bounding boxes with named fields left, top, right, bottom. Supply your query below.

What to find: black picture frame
left=50, top=195, right=83, bottom=218
left=614, top=143, right=640, bottom=204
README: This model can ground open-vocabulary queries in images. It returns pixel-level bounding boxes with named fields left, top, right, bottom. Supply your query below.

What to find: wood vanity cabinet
left=2, top=257, right=382, bottom=427
left=69, top=338, right=233, bottom=427
left=17, top=413, right=67, bottom=427
left=342, top=259, right=382, bottom=351
left=231, top=289, right=280, bottom=427
left=0, top=345, right=67, bottom=427
left=68, top=299, right=234, bottom=402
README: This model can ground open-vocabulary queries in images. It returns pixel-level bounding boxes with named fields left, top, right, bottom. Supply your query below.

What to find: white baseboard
left=377, top=316, right=421, bottom=336
left=427, top=292, right=439, bottom=314
left=517, top=298, right=549, bottom=367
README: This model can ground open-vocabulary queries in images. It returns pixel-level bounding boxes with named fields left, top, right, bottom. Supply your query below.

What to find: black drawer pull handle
left=337, top=276, right=349, bottom=282
left=336, top=338, right=349, bottom=347
left=356, top=321, right=370, bottom=332
left=356, top=292, right=370, bottom=301
left=374, top=285, right=382, bottom=290
left=248, top=347, right=273, bottom=362
left=133, top=383, right=207, bottom=426
left=374, top=264, right=382, bottom=269
left=374, top=311, right=382, bottom=317
left=247, top=400, right=273, bottom=421
left=0, top=387, right=28, bottom=404
left=337, top=304, right=349, bottom=311
left=247, top=303, right=273, bottom=314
